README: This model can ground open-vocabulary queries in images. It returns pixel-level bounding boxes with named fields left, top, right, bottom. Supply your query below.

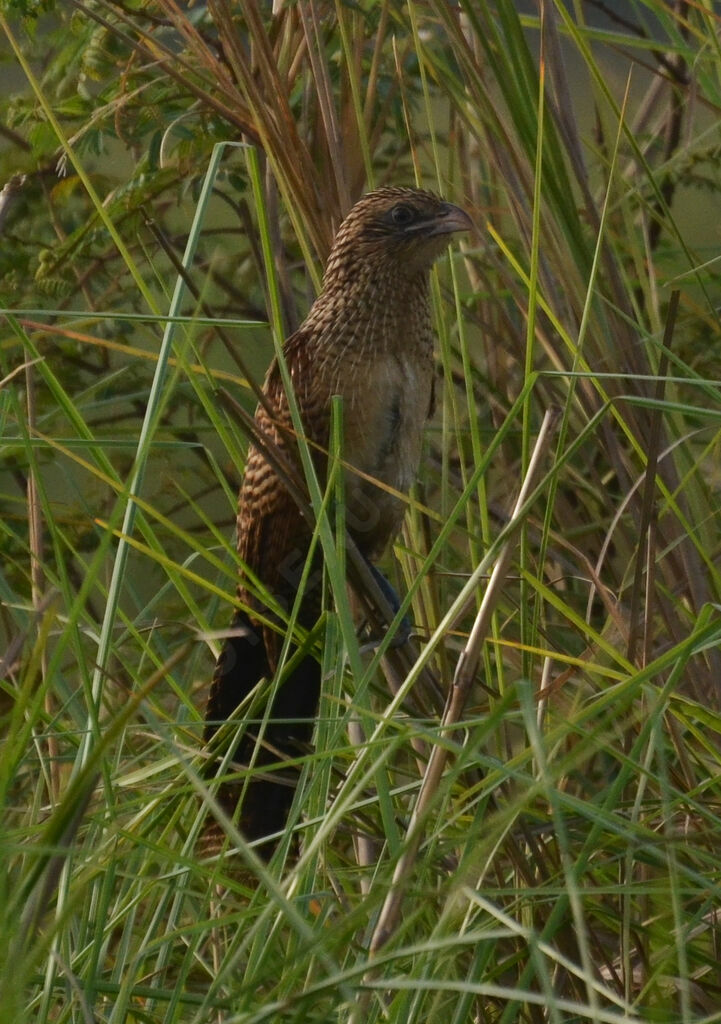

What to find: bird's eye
left=390, top=203, right=416, bottom=226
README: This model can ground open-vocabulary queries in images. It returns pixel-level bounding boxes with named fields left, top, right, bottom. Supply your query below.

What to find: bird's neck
left=304, top=267, right=432, bottom=356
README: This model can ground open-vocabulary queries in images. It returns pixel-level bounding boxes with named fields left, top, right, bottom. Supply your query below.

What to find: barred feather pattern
left=202, top=187, right=470, bottom=860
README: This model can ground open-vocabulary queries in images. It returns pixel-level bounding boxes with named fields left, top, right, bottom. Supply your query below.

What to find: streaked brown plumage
left=204, top=186, right=471, bottom=856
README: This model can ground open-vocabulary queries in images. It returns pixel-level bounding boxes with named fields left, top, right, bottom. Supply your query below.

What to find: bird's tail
left=202, top=609, right=320, bottom=858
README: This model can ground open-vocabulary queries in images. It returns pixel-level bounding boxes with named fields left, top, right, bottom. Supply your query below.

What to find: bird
left=203, top=186, right=472, bottom=858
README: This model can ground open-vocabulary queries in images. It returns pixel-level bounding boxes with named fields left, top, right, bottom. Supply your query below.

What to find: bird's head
left=323, top=186, right=472, bottom=286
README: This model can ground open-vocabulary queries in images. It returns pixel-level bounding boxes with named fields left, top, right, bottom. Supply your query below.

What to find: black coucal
left=204, top=186, right=471, bottom=856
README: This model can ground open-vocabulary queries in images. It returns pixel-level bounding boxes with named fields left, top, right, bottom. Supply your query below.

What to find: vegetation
left=2, top=0, right=721, bottom=1020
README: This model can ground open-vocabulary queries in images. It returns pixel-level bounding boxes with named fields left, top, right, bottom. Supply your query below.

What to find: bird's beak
left=426, top=202, right=473, bottom=237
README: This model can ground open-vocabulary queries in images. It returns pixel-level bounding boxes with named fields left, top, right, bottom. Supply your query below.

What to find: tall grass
left=2, top=0, right=721, bottom=1020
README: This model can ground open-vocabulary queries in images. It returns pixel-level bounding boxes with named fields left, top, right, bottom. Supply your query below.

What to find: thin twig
left=144, top=217, right=274, bottom=417
left=0, top=173, right=26, bottom=233
left=25, top=362, right=61, bottom=801
left=626, top=290, right=678, bottom=665
left=346, top=717, right=379, bottom=895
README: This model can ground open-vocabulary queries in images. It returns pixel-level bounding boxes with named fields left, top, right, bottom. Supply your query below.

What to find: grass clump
left=2, top=1, right=721, bottom=1020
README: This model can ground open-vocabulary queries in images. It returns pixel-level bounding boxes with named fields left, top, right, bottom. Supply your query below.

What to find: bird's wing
left=237, top=329, right=331, bottom=661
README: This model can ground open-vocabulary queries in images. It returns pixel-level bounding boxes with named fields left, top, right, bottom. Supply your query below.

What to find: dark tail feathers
left=203, top=611, right=320, bottom=855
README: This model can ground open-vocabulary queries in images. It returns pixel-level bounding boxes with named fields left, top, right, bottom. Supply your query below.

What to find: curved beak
left=427, top=201, right=473, bottom=237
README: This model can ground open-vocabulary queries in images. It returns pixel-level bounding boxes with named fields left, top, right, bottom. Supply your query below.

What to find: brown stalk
left=298, top=0, right=352, bottom=215
left=208, top=0, right=333, bottom=258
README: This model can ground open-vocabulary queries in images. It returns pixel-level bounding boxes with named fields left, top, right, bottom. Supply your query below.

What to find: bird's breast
left=332, top=346, right=434, bottom=557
